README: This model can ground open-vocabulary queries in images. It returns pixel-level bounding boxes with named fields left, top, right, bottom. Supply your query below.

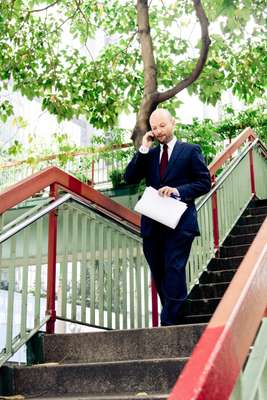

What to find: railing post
left=151, top=280, right=159, bottom=327
left=46, top=183, right=58, bottom=334
left=211, top=174, right=220, bottom=256
left=248, top=137, right=256, bottom=197
left=91, top=159, right=95, bottom=187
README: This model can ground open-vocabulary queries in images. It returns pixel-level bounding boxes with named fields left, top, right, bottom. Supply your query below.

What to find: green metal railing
left=231, top=318, right=267, bottom=400
left=0, top=147, right=133, bottom=192
left=0, top=217, right=50, bottom=365
left=56, top=199, right=150, bottom=330
left=186, top=141, right=267, bottom=290
left=0, top=135, right=266, bottom=367
left=254, top=146, right=267, bottom=199
left=0, top=195, right=150, bottom=366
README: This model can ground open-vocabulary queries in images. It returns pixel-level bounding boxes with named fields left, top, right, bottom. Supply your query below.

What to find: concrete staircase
left=2, top=199, right=267, bottom=400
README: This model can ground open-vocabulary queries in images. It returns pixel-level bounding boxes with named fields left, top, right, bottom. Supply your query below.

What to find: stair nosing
left=227, top=233, right=256, bottom=238
left=221, top=243, right=250, bottom=249
left=196, top=282, right=230, bottom=287
left=204, top=268, right=237, bottom=273
left=17, top=357, right=189, bottom=369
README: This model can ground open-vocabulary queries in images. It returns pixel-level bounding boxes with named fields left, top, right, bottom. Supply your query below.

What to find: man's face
left=149, top=111, right=175, bottom=144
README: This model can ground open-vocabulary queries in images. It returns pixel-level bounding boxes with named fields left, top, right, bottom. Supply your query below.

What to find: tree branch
left=157, top=0, right=211, bottom=104
left=28, top=0, right=60, bottom=14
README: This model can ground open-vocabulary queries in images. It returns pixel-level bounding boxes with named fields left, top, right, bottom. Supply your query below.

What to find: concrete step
left=43, top=325, right=206, bottom=364
left=231, top=222, right=262, bottom=235
left=223, top=233, right=256, bottom=246
left=250, top=199, right=267, bottom=207
left=237, top=214, right=266, bottom=226
left=207, top=256, right=243, bottom=270
left=189, top=282, right=229, bottom=299
left=199, top=269, right=236, bottom=284
left=220, top=243, right=250, bottom=257
left=243, top=206, right=267, bottom=216
left=7, top=358, right=187, bottom=398
left=184, top=298, right=221, bottom=315
left=27, top=395, right=168, bottom=400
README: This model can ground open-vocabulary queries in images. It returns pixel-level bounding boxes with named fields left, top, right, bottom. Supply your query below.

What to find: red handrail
left=0, top=142, right=132, bottom=169
left=0, top=166, right=141, bottom=333
left=169, top=218, right=267, bottom=400
left=0, top=166, right=140, bottom=227
left=208, top=127, right=257, bottom=177
left=0, top=127, right=257, bottom=214
left=0, top=127, right=261, bottom=331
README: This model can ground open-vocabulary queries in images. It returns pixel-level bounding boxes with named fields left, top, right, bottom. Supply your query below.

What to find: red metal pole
left=211, top=175, right=220, bottom=256
left=46, top=183, right=58, bottom=334
left=249, top=148, right=256, bottom=197
left=151, top=280, right=159, bottom=327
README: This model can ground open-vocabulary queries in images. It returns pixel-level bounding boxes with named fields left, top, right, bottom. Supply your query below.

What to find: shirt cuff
left=139, top=145, right=150, bottom=154
left=173, top=188, right=181, bottom=200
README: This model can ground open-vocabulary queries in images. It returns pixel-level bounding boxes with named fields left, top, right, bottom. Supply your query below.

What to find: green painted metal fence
left=231, top=318, right=267, bottom=400
left=0, top=138, right=266, bottom=367
left=187, top=142, right=267, bottom=291
left=56, top=200, right=150, bottom=330
left=0, top=197, right=151, bottom=366
left=0, top=217, right=50, bottom=365
left=254, top=146, right=267, bottom=199
left=0, top=148, right=133, bottom=192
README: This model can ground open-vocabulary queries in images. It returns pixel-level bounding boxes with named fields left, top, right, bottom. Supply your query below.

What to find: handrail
left=209, top=127, right=257, bottom=177
left=0, top=142, right=132, bottom=170
left=0, top=193, right=141, bottom=244
left=197, top=139, right=256, bottom=210
left=0, top=194, right=71, bottom=243
left=0, top=127, right=263, bottom=224
left=0, top=127, right=265, bottom=332
left=169, top=217, right=267, bottom=400
left=0, top=166, right=140, bottom=228
left=1, top=196, right=52, bottom=233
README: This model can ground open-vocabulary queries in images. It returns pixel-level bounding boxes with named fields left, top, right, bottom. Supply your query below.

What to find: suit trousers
left=143, top=228, right=195, bottom=325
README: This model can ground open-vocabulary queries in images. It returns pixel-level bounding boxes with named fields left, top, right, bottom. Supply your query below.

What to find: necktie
left=160, top=143, right=168, bottom=180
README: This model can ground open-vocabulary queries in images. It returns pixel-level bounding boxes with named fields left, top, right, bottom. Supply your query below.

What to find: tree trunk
left=131, top=0, right=159, bottom=148
left=132, top=0, right=210, bottom=149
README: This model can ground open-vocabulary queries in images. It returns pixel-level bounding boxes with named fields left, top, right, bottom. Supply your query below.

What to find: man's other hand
left=158, top=186, right=179, bottom=198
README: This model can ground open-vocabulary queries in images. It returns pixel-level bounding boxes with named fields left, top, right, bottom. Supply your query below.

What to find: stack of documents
left=134, top=186, right=187, bottom=229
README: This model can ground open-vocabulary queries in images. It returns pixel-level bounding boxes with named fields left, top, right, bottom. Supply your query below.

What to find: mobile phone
left=148, top=131, right=154, bottom=141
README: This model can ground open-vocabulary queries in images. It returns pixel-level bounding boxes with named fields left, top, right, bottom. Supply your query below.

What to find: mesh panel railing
left=0, top=195, right=151, bottom=366
left=0, top=147, right=133, bottom=192
left=0, top=217, right=49, bottom=365
left=56, top=200, right=151, bottom=330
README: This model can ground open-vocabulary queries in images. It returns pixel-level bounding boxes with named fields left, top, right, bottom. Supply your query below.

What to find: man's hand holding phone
left=142, top=130, right=155, bottom=149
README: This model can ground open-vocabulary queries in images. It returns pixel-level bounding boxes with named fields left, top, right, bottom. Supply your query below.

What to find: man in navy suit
left=125, top=109, right=211, bottom=326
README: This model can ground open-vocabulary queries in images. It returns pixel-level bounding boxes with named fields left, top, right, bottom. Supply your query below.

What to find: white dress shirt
left=139, top=136, right=180, bottom=198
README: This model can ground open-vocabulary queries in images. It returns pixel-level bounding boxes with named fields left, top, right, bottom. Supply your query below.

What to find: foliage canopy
left=0, top=0, right=266, bottom=144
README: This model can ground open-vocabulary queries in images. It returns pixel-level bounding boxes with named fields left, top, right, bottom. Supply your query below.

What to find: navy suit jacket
left=125, top=141, right=211, bottom=237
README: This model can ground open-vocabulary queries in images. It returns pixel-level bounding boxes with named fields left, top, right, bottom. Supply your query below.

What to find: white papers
left=134, top=186, right=187, bottom=229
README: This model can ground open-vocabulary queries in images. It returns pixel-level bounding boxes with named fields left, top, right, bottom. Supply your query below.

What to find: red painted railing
left=169, top=218, right=267, bottom=400
left=0, top=166, right=140, bottom=333
left=209, top=127, right=257, bottom=255
left=168, top=128, right=267, bottom=399
left=0, top=128, right=260, bottom=330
